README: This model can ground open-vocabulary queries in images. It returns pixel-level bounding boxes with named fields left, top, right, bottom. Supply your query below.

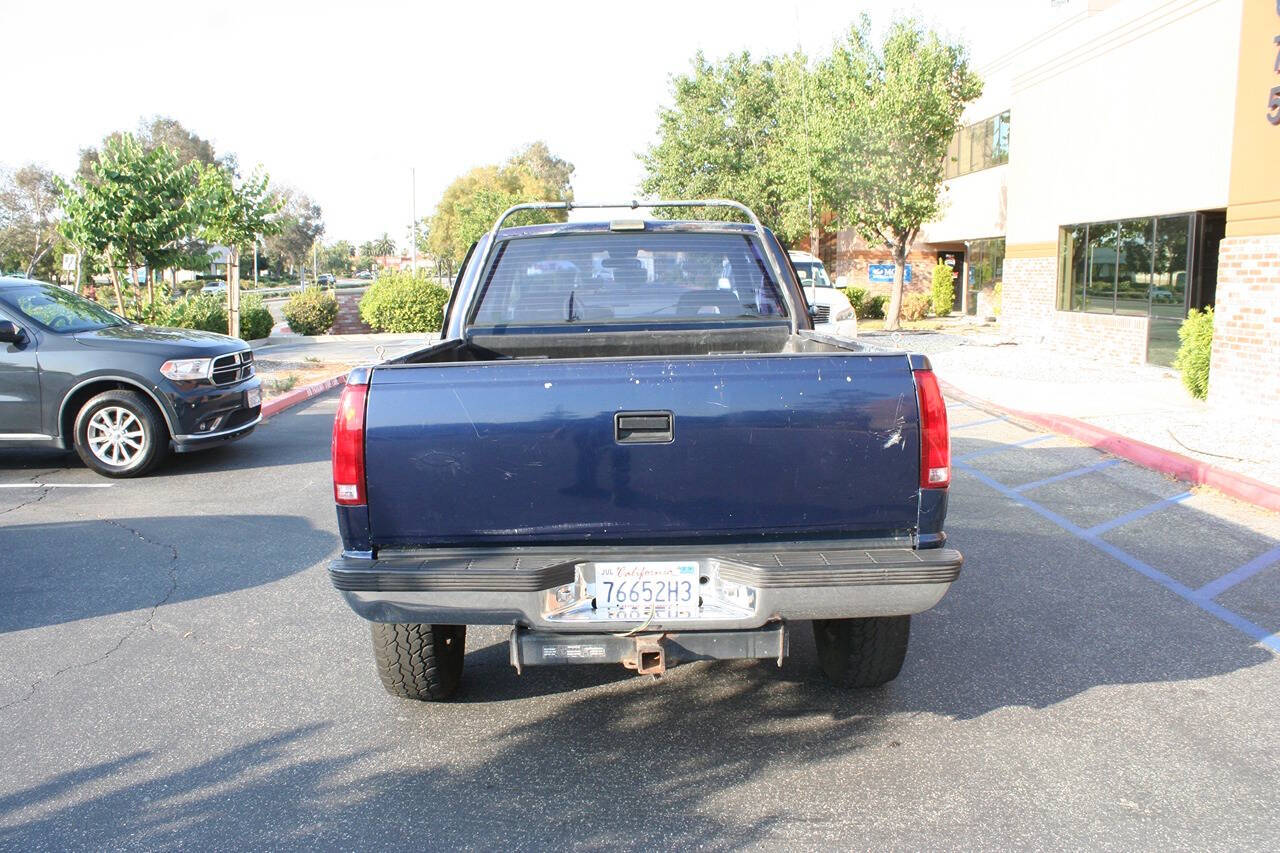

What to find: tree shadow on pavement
left=0, top=515, right=336, bottom=633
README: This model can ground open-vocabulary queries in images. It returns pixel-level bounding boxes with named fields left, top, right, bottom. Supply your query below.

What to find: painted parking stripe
left=1085, top=491, right=1194, bottom=536
left=1197, top=544, right=1280, bottom=600
left=0, top=483, right=113, bottom=488
left=1012, top=458, right=1123, bottom=493
left=955, top=434, right=1053, bottom=462
left=950, top=416, right=1004, bottom=431
left=957, top=462, right=1280, bottom=655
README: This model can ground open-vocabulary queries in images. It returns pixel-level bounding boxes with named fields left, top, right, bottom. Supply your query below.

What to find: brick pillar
left=1000, top=255, right=1056, bottom=341
left=331, top=293, right=374, bottom=335
left=1208, top=235, right=1280, bottom=412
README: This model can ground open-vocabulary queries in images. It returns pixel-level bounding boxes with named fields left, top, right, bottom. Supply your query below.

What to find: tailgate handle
left=615, top=411, right=674, bottom=444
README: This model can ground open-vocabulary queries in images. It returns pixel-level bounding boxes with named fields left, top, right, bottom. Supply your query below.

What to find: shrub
left=165, top=293, right=228, bottom=333
left=359, top=270, right=450, bottom=333
left=902, top=292, right=932, bottom=322
left=238, top=293, right=274, bottom=341
left=931, top=262, right=954, bottom=317
left=862, top=294, right=887, bottom=320
left=282, top=286, right=338, bottom=336
left=992, top=281, right=1002, bottom=317
left=842, top=286, right=866, bottom=316
left=1173, top=307, right=1213, bottom=399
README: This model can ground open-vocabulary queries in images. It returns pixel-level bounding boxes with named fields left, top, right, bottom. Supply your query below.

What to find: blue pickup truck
left=329, top=200, right=960, bottom=700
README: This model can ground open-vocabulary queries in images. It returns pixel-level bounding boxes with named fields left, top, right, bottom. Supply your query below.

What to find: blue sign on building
left=868, top=264, right=911, bottom=284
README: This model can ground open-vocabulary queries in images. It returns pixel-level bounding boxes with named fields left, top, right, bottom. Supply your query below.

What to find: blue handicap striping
left=1197, top=543, right=1280, bottom=601
left=955, top=434, right=1053, bottom=462
left=956, top=462, right=1280, bottom=655
left=1012, top=458, right=1124, bottom=493
left=1085, top=491, right=1194, bottom=536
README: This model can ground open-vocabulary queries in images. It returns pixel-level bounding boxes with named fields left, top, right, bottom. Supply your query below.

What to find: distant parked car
left=201, top=281, right=227, bottom=295
left=788, top=251, right=857, bottom=338
left=355, top=270, right=374, bottom=280
left=0, top=277, right=261, bottom=477
left=317, top=274, right=336, bottom=287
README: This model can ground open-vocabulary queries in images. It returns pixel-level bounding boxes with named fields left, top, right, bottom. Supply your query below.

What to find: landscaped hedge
left=282, top=286, right=338, bottom=336
left=238, top=293, right=274, bottom=341
left=1173, top=307, right=1213, bottom=399
left=165, top=293, right=227, bottom=333
left=902, top=292, right=932, bottom=322
left=359, top=270, right=450, bottom=333
left=931, top=262, right=954, bottom=317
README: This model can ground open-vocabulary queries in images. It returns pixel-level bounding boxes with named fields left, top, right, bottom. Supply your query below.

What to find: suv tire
left=370, top=622, right=466, bottom=701
left=73, top=389, right=169, bottom=478
left=812, top=616, right=910, bottom=688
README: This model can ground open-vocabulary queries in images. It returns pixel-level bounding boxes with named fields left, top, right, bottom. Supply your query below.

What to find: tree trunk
left=228, top=247, right=241, bottom=340
left=147, top=265, right=156, bottom=317
left=883, top=240, right=908, bottom=332
left=108, top=267, right=125, bottom=316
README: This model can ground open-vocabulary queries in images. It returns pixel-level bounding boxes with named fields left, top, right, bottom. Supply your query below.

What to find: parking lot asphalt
left=2, top=391, right=1278, bottom=850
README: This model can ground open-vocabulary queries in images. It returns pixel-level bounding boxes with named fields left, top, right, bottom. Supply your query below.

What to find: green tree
left=321, top=240, right=355, bottom=276
left=197, top=165, right=281, bottom=337
left=264, top=188, right=324, bottom=276
left=0, top=164, right=62, bottom=278
left=821, top=19, right=982, bottom=330
left=428, top=142, right=574, bottom=269
left=78, top=116, right=220, bottom=180
left=56, top=134, right=200, bottom=316
left=371, top=233, right=396, bottom=257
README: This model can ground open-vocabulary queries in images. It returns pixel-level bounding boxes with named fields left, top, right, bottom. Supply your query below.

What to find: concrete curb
left=261, top=371, right=348, bottom=419
left=941, top=380, right=1280, bottom=513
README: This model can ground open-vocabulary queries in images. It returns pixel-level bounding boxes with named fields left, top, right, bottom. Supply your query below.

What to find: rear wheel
left=73, top=389, right=169, bottom=478
left=812, top=616, right=910, bottom=688
left=370, top=622, right=466, bottom=701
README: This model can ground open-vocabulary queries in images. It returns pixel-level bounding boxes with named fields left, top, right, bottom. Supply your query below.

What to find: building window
left=944, top=111, right=1010, bottom=179
left=1056, top=214, right=1192, bottom=316
left=966, top=237, right=1005, bottom=315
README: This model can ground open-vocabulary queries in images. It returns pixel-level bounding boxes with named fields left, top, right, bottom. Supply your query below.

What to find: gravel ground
left=861, top=329, right=1280, bottom=491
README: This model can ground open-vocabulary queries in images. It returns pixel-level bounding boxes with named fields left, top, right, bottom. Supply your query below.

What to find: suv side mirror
left=0, top=320, right=26, bottom=344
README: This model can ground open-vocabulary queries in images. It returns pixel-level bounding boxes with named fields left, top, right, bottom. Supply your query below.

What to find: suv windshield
left=0, top=283, right=126, bottom=333
left=792, top=260, right=832, bottom=287
left=471, top=232, right=790, bottom=327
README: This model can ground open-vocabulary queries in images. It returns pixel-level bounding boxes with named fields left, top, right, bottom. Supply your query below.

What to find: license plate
left=246, top=387, right=261, bottom=408
left=594, top=561, right=699, bottom=621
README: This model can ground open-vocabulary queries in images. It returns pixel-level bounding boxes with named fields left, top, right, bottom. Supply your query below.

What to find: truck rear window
left=470, top=232, right=790, bottom=327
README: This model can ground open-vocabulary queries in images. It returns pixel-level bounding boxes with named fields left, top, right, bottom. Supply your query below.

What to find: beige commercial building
left=823, top=0, right=1278, bottom=411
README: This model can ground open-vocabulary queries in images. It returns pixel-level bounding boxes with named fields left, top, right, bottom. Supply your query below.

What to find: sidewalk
left=862, top=328, right=1280, bottom=498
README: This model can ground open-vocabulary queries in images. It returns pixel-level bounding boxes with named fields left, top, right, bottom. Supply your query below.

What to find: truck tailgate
left=364, top=354, right=921, bottom=546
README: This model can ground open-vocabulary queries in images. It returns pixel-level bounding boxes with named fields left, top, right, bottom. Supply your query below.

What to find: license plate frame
left=246, top=387, right=262, bottom=408
left=594, top=561, right=699, bottom=621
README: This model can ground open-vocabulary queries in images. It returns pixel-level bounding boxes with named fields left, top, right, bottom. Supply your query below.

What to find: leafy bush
left=238, top=293, right=274, bottom=341
left=165, top=293, right=228, bottom=333
left=359, top=270, right=450, bottom=333
left=931, top=262, right=954, bottom=317
left=1173, top=307, right=1213, bottom=399
left=992, top=281, right=1002, bottom=317
left=282, top=286, right=338, bottom=336
left=862, top=294, right=887, bottom=320
left=902, top=292, right=932, bottom=321
left=841, top=286, right=867, bottom=317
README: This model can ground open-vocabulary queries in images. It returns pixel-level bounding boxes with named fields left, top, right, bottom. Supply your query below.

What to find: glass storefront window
left=944, top=111, right=1011, bottom=179
left=966, top=237, right=1005, bottom=315
left=1086, top=222, right=1117, bottom=313
left=1116, top=218, right=1153, bottom=316
left=1058, top=225, right=1086, bottom=310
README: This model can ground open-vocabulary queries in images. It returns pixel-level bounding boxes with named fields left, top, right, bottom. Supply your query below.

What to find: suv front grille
left=811, top=305, right=831, bottom=324
left=211, top=350, right=255, bottom=386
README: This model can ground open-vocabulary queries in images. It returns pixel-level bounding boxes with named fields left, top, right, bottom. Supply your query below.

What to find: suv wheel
left=73, top=389, right=169, bottom=478
left=370, top=623, right=466, bottom=701
left=812, top=616, right=910, bottom=688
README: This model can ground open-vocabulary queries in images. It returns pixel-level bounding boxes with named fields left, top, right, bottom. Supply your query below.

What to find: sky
left=1, top=0, right=1062, bottom=246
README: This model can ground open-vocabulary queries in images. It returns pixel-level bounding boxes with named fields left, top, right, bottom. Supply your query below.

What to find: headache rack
left=473, top=199, right=798, bottom=333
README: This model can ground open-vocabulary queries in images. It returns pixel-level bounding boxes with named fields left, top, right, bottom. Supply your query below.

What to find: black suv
left=0, top=277, right=262, bottom=477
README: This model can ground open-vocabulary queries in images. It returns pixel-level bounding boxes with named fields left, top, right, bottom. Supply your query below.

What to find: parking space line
left=1012, top=459, right=1123, bottom=493
left=957, top=462, right=1280, bottom=655
left=0, top=483, right=113, bottom=489
left=955, top=434, right=1052, bottom=462
left=1197, top=544, right=1280, bottom=600
left=1084, top=491, right=1193, bottom=536
left=950, top=416, right=1004, bottom=431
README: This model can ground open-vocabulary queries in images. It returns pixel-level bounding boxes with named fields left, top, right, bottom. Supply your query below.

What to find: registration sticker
left=594, top=561, right=699, bottom=621
left=246, top=387, right=261, bottom=408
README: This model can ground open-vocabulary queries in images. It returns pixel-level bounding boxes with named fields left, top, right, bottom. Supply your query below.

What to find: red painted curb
left=261, top=372, right=348, bottom=419
left=940, top=379, right=1280, bottom=513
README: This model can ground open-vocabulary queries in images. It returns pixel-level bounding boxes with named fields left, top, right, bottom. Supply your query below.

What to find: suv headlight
left=835, top=307, right=855, bottom=322
left=160, top=357, right=212, bottom=381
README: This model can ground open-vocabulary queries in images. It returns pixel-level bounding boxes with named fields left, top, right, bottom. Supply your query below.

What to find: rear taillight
left=914, top=368, right=950, bottom=489
left=332, top=379, right=368, bottom=505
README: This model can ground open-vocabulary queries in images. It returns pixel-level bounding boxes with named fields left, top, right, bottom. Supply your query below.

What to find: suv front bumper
left=329, top=544, right=962, bottom=632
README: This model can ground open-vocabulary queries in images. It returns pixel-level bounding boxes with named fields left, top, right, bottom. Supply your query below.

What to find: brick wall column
left=1208, top=235, right=1280, bottom=412
left=331, top=293, right=374, bottom=335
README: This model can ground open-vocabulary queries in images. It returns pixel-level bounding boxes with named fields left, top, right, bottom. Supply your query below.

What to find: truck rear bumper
left=329, top=545, right=962, bottom=631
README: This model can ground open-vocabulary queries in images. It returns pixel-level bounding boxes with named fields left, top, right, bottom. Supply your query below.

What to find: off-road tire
left=72, top=389, right=169, bottom=478
left=813, top=616, right=910, bottom=688
left=370, top=622, right=466, bottom=701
